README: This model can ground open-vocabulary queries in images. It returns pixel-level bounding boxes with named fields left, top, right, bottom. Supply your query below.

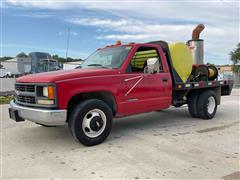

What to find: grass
left=0, top=96, right=14, bottom=104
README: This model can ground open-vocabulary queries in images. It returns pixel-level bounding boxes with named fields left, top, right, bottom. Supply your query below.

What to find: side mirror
left=144, top=58, right=160, bottom=74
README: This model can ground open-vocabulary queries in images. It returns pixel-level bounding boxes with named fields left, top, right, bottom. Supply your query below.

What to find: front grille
left=17, top=95, right=36, bottom=104
left=15, top=84, right=35, bottom=92
left=15, top=83, right=36, bottom=105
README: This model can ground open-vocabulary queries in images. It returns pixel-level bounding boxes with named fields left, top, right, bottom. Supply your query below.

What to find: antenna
left=65, top=27, right=70, bottom=61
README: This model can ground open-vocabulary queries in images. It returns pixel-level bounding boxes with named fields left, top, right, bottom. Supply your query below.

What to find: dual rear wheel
left=187, top=90, right=217, bottom=119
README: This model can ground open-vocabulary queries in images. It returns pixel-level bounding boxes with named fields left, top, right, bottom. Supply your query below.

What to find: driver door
left=123, top=46, right=171, bottom=115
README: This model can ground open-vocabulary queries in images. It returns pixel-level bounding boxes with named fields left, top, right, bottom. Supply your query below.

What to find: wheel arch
left=67, top=91, right=117, bottom=121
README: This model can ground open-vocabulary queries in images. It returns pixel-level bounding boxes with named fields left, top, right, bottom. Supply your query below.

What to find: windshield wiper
left=75, top=65, right=82, bottom=69
left=87, top=64, right=111, bottom=69
left=87, top=64, right=103, bottom=67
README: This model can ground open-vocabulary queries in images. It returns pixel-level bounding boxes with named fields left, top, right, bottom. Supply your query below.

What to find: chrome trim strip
left=124, top=76, right=143, bottom=96
left=127, top=98, right=139, bottom=102
left=124, top=75, right=143, bottom=82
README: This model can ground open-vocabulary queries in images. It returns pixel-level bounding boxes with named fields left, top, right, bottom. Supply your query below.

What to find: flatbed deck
left=174, top=79, right=233, bottom=93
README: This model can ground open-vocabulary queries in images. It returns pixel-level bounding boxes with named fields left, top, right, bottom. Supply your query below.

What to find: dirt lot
left=0, top=78, right=16, bottom=92
left=1, top=89, right=239, bottom=179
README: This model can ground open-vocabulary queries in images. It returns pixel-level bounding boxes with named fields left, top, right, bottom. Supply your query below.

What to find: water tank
left=169, top=42, right=193, bottom=82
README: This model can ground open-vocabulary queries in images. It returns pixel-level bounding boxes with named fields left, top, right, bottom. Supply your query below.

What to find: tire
left=197, top=90, right=217, bottom=120
left=69, top=99, right=113, bottom=146
left=187, top=92, right=200, bottom=118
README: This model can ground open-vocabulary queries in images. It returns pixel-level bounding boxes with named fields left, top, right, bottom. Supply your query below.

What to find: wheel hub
left=207, top=96, right=216, bottom=114
left=90, top=116, right=104, bottom=131
left=82, top=109, right=107, bottom=138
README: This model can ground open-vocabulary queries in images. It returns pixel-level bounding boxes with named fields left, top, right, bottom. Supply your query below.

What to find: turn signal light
left=48, top=86, right=55, bottom=99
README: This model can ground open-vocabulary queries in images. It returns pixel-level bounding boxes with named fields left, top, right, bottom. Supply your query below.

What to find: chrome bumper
left=9, top=100, right=67, bottom=126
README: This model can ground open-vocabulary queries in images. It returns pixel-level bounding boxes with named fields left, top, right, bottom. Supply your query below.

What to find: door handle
left=162, top=77, right=168, bottom=82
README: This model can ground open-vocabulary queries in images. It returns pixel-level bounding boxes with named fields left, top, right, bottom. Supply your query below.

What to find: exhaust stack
left=188, top=24, right=205, bottom=64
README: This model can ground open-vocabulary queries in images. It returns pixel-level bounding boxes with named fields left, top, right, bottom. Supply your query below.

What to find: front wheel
left=69, top=99, right=113, bottom=146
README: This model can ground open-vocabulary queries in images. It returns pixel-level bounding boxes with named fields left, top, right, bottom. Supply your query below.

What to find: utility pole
left=65, top=27, right=70, bottom=61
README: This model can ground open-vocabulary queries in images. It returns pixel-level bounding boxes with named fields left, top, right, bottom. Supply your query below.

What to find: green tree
left=230, top=43, right=240, bottom=72
left=52, top=54, right=83, bottom=63
left=0, top=56, right=13, bottom=61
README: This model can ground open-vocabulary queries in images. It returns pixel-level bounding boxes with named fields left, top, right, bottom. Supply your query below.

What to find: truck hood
left=16, top=68, right=120, bottom=83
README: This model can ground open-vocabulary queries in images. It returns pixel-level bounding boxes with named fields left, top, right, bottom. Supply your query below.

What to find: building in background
left=16, top=52, right=31, bottom=74
left=217, top=65, right=240, bottom=87
left=1, top=52, right=61, bottom=77
left=217, top=65, right=233, bottom=80
left=0, top=58, right=20, bottom=76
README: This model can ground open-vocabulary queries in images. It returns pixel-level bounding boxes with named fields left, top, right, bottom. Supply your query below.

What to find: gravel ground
left=1, top=89, right=239, bottom=179
left=0, top=78, right=16, bottom=92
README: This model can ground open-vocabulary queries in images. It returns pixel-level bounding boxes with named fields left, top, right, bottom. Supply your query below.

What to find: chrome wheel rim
left=82, top=109, right=106, bottom=138
left=207, top=96, right=216, bottom=114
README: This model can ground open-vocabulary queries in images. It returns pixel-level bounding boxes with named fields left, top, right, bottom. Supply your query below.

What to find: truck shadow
left=18, top=107, right=201, bottom=147
left=111, top=107, right=195, bottom=136
left=18, top=124, right=77, bottom=146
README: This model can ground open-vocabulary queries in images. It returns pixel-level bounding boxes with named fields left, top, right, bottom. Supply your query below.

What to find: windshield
left=81, top=46, right=132, bottom=69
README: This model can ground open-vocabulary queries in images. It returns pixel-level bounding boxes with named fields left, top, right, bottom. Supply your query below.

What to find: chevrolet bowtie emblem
left=16, top=91, right=19, bottom=95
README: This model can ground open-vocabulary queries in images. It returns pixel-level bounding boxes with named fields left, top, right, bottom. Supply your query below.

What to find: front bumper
left=9, top=100, right=67, bottom=126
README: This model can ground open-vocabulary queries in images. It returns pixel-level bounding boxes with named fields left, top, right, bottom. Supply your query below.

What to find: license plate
left=8, top=108, right=24, bottom=122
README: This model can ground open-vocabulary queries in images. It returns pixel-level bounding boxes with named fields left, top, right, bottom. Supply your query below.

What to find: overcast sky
left=1, top=0, right=239, bottom=64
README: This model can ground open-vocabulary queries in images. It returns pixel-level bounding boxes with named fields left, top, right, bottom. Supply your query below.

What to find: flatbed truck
left=9, top=25, right=233, bottom=146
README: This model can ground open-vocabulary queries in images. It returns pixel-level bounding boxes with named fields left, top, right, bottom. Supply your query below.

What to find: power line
left=65, top=27, right=70, bottom=61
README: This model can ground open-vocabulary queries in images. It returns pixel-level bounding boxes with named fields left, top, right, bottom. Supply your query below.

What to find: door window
left=127, top=46, right=163, bottom=73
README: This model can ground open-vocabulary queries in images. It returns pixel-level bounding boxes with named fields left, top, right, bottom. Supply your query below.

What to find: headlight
left=42, top=86, right=55, bottom=99
left=43, top=87, right=48, bottom=97
left=36, top=85, right=56, bottom=105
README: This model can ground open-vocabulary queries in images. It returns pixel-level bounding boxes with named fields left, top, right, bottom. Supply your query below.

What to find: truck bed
left=174, top=79, right=233, bottom=96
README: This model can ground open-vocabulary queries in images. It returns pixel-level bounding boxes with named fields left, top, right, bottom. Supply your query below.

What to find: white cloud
left=4, top=0, right=239, bottom=64
left=70, top=31, right=78, bottom=36
left=68, top=17, right=225, bottom=42
left=97, top=34, right=152, bottom=40
left=57, top=31, right=78, bottom=36
left=58, top=31, right=63, bottom=36
left=15, top=13, right=53, bottom=18
left=1, top=44, right=88, bottom=58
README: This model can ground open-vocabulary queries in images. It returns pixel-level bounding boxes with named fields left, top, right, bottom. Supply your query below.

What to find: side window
left=127, top=46, right=163, bottom=73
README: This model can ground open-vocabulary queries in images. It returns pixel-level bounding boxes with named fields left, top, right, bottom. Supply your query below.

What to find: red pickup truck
left=9, top=39, right=233, bottom=146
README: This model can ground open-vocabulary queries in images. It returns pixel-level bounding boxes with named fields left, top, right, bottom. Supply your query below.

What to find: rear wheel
left=69, top=99, right=113, bottom=146
left=197, top=90, right=217, bottom=119
left=187, top=92, right=200, bottom=118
